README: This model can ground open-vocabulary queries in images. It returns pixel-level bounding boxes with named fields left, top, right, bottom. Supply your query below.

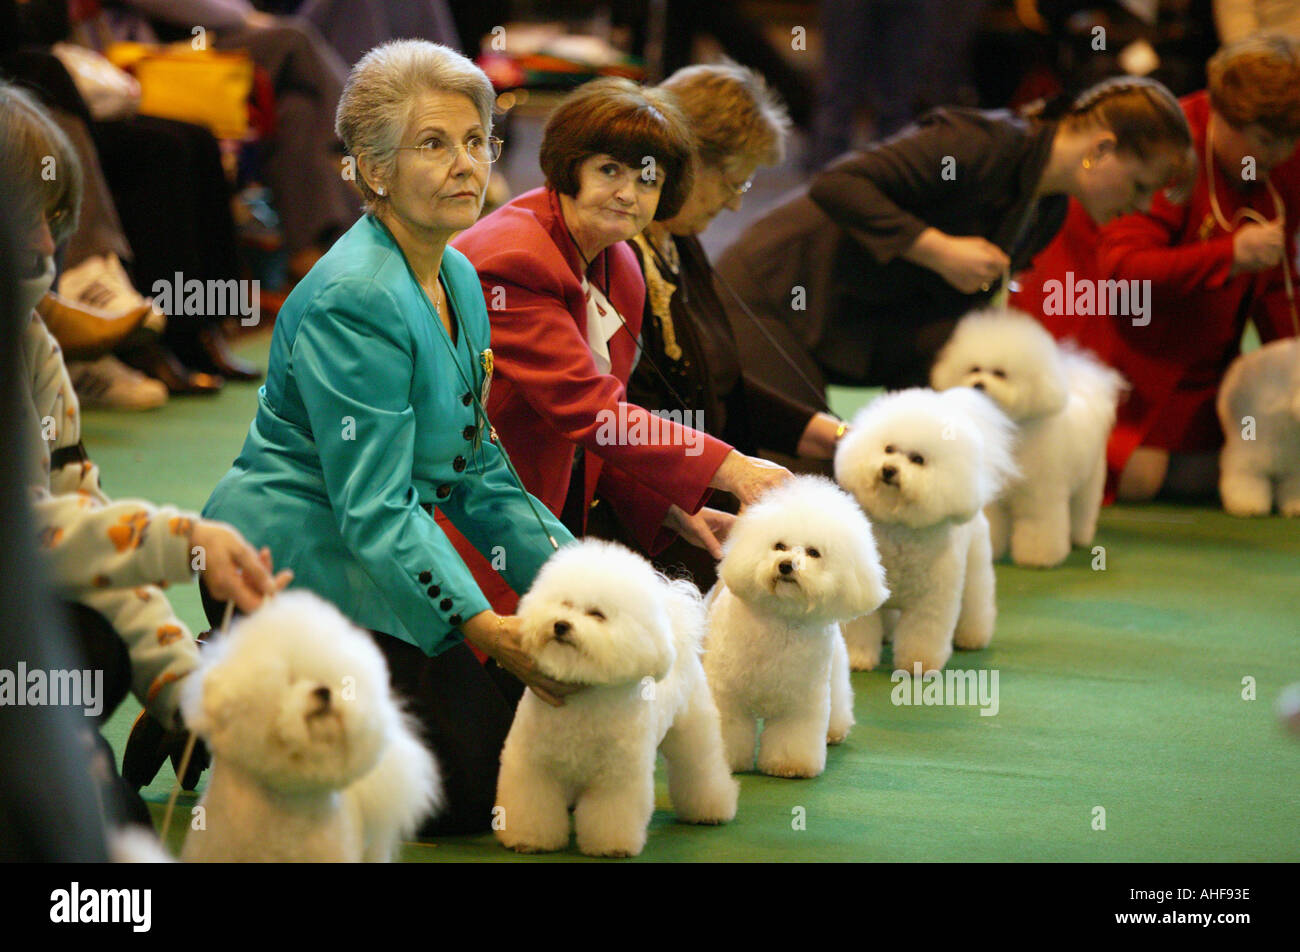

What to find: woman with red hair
left=1014, top=34, right=1300, bottom=501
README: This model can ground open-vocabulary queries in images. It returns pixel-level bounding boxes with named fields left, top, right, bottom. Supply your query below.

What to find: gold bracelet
left=834, top=421, right=849, bottom=441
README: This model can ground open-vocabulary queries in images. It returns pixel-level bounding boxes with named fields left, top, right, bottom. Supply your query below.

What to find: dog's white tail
left=663, top=576, right=708, bottom=657
left=350, top=714, right=442, bottom=861
left=1061, top=344, right=1126, bottom=433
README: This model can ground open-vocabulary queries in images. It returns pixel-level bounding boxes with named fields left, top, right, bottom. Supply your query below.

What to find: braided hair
left=1025, top=75, right=1195, bottom=199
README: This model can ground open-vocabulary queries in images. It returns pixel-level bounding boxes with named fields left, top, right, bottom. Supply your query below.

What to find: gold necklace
left=1205, top=116, right=1298, bottom=336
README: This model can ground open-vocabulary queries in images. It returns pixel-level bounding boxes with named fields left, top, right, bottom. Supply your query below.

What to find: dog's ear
left=1026, top=360, right=1068, bottom=417
left=840, top=548, right=890, bottom=619
left=649, top=634, right=676, bottom=682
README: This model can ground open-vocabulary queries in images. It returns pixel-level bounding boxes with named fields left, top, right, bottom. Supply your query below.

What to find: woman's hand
left=1231, top=220, right=1284, bottom=276
left=709, top=450, right=792, bottom=506
left=664, top=505, right=735, bottom=559
left=190, top=520, right=292, bottom=613
left=906, top=228, right=1010, bottom=295
left=795, top=412, right=846, bottom=460
left=461, top=611, right=583, bottom=707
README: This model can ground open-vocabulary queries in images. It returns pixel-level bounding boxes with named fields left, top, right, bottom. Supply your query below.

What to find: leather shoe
left=194, top=325, right=262, bottom=381
left=118, top=339, right=224, bottom=395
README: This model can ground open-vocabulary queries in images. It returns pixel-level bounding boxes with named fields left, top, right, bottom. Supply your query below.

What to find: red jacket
left=1013, top=91, right=1300, bottom=489
left=442, top=187, right=732, bottom=614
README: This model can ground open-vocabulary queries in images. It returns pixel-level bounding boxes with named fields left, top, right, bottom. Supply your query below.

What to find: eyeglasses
left=45, top=206, right=71, bottom=235
left=396, top=135, right=504, bottom=168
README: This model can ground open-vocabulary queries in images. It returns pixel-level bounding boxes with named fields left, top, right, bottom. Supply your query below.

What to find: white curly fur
left=495, top=539, right=737, bottom=858
left=1217, top=336, right=1300, bottom=517
left=704, top=476, right=888, bottom=778
left=931, top=308, right=1125, bottom=567
left=179, top=591, right=441, bottom=862
left=835, top=387, right=1017, bottom=674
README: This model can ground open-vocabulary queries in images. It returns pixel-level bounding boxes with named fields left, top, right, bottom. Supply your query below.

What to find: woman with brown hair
left=714, top=75, right=1195, bottom=398
left=604, top=62, right=844, bottom=589
left=1015, top=35, right=1300, bottom=501
left=446, top=77, right=791, bottom=616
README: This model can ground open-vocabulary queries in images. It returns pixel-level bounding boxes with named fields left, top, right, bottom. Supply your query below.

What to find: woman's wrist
left=796, top=413, right=846, bottom=460
left=460, top=610, right=503, bottom=651
left=709, top=450, right=743, bottom=494
left=902, top=227, right=949, bottom=272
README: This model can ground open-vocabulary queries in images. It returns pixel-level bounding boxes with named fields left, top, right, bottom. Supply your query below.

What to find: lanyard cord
left=563, top=221, right=702, bottom=419
left=1206, top=118, right=1300, bottom=338
left=383, top=220, right=560, bottom=550
left=708, top=260, right=836, bottom=415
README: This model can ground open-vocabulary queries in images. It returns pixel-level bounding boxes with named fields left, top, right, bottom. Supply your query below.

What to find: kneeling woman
left=203, top=41, right=574, bottom=836
left=445, top=77, right=791, bottom=610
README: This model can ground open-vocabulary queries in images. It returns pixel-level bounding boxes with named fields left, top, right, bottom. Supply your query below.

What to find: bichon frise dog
left=704, top=476, right=889, bottom=778
left=495, top=539, right=737, bottom=858
left=931, top=307, right=1125, bottom=567
left=179, top=591, right=440, bottom=862
left=1217, top=336, right=1300, bottom=517
left=835, top=387, right=1017, bottom=674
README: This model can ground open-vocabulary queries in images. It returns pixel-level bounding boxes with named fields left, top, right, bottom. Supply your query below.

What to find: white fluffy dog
left=931, top=307, right=1125, bottom=567
left=835, top=387, right=1017, bottom=674
left=1218, top=336, right=1300, bottom=517
left=704, top=477, right=889, bottom=778
left=495, top=539, right=737, bottom=858
left=179, top=591, right=440, bottom=862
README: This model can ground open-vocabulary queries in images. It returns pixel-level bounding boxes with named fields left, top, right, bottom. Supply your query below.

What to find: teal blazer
left=204, top=214, right=572, bottom=654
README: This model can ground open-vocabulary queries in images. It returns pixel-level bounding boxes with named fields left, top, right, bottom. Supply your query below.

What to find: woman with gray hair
left=202, top=40, right=576, bottom=836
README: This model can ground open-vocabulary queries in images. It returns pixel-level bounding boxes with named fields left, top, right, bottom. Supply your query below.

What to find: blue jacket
left=204, top=213, right=572, bottom=654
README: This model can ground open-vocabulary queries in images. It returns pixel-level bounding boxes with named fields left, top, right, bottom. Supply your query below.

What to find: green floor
left=97, top=333, right=1300, bottom=862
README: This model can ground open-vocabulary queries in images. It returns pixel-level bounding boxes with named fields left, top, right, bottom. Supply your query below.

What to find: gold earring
left=1082, top=158, right=1092, bottom=170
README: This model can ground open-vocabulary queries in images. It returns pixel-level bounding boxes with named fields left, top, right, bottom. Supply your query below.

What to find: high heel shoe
left=117, top=338, right=224, bottom=395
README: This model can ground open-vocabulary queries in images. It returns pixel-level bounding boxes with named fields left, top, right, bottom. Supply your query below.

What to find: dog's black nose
left=881, top=464, right=897, bottom=483
left=553, top=620, right=571, bottom=639
left=778, top=560, right=793, bottom=575
left=313, top=686, right=331, bottom=707
left=972, top=381, right=985, bottom=391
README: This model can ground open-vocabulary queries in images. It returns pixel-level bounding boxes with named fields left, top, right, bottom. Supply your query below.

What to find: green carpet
left=96, top=333, right=1300, bottom=861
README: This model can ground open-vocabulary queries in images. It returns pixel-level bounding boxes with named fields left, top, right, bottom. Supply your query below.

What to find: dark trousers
left=201, top=583, right=520, bottom=836
left=61, top=601, right=153, bottom=828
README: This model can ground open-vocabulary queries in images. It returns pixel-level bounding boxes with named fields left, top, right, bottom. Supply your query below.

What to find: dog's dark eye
left=970, top=366, right=981, bottom=374
left=909, top=452, right=925, bottom=465
left=806, top=547, right=821, bottom=558
left=585, top=608, right=606, bottom=621
left=774, top=542, right=787, bottom=551
left=991, top=368, right=1006, bottom=379
left=884, top=444, right=896, bottom=455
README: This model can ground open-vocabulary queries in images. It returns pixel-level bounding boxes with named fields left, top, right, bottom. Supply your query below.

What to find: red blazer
left=442, top=187, right=732, bottom=614
left=1013, top=91, right=1300, bottom=491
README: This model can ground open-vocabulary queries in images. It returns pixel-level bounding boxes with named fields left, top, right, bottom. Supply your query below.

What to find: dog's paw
left=952, top=625, right=992, bottom=651
left=576, top=834, right=645, bottom=859
left=496, top=829, right=569, bottom=854
left=847, top=649, right=879, bottom=671
left=675, top=785, right=738, bottom=825
left=583, top=846, right=639, bottom=858
left=826, top=725, right=851, bottom=745
left=1281, top=499, right=1300, bottom=518
left=758, top=758, right=824, bottom=779
left=892, top=650, right=950, bottom=675
left=1224, top=499, right=1272, bottom=517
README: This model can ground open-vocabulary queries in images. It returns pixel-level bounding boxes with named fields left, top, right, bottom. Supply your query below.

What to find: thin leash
left=161, top=597, right=236, bottom=846
left=566, top=224, right=701, bottom=418
left=387, top=219, right=562, bottom=550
